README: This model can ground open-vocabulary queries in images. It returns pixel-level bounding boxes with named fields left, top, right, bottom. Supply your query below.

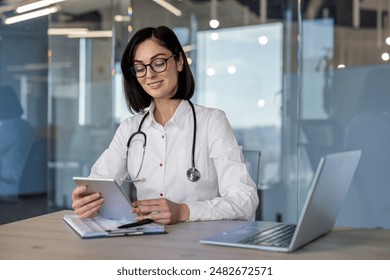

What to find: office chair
left=242, top=149, right=262, bottom=221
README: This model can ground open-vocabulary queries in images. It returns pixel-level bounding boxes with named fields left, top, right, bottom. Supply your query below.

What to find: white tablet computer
left=73, top=177, right=136, bottom=221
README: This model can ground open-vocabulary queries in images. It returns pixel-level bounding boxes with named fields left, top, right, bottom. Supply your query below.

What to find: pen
left=117, top=218, right=153, bottom=229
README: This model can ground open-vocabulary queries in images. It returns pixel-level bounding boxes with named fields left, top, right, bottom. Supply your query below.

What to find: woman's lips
left=148, top=80, right=163, bottom=89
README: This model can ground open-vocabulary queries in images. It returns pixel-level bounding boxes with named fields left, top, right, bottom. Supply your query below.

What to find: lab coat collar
left=146, top=100, right=191, bottom=130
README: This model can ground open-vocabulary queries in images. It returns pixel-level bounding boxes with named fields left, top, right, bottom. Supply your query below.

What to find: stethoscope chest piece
left=186, top=167, right=201, bottom=182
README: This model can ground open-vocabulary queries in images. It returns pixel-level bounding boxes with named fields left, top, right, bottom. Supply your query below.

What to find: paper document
left=64, top=214, right=166, bottom=239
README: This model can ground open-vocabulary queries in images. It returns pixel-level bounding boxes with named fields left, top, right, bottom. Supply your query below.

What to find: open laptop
left=200, top=150, right=361, bottom=252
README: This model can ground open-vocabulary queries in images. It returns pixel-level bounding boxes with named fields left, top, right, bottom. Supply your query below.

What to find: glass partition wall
left=48, top=0, right=115, bottom=208
left=1, top=0, right=389, bottom=229
left=0, top=10, right=50, bottom=224
left=47, top=0, right=295, bottom=222
left=299, top=0, right=390, bottom=229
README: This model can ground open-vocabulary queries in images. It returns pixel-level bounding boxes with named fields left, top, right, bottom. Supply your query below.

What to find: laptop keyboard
left=241, top=224, right=297, bottom=248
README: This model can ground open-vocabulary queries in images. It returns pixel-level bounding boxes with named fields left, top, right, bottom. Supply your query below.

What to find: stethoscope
left=124, top=100, right=201, bottom=183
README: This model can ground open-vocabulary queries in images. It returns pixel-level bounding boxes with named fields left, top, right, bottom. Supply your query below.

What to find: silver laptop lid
left=290, top=150, right=361, bottom=251
left=199, top=150, right=361, bottom=252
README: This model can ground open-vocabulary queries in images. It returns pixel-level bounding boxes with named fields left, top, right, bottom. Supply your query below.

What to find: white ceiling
left=1, top=0, right=388, bottom=30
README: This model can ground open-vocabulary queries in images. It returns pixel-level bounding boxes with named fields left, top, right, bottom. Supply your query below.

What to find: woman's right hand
left=71, top=185, right=104, bottom=218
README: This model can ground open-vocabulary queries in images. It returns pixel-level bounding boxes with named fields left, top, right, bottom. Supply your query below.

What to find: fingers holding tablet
left=72, top=182, right=104, bottom=218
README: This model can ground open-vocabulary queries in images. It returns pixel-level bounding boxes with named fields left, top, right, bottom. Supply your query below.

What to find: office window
left=196, top=24, right=283, bottom=221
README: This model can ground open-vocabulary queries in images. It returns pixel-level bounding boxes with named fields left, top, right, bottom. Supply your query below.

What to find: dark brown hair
left=121, top=26, right=195, bottom=113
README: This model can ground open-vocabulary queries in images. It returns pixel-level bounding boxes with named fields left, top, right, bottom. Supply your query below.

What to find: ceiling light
left=67, top=30, right=113, bottom=38
left=209, top=19, right=219, bottom=29
left=227, top=66, right=236, bottom=74
left=16, top=0, right=65, bottom=14
left=257, top=99, right=266, bottom=109
left=386, top=37, right=390, bottom=45
left=182, top=45, right=193, bottom=53
left=152, top=0, right=182, bottom=17
left=5, top=6, right=58, bottom=25
left=48, top=28, right=89, bottom=35
left=210, top=32, right=219, bottom=40
left=210, top=0, right=218, bottom=29
left=48, top=29, right=114, bottom=39
left=258, top=36, right=268, bottom=45
left=207, top=68, right=216, bottom=76
left=114, top=15, right=131, bottom=22
left=381, top=52, right=390, bottom=61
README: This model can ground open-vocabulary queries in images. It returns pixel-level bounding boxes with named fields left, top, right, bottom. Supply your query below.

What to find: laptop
left=200, top=150, right=361, bottom=252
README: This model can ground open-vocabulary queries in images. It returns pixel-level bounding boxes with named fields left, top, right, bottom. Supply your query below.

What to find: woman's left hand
left=132, top=198, right=189, bottom=225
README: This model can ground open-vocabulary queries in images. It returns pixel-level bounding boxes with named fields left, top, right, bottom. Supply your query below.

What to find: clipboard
left=63, top=214, right=166, bottom=239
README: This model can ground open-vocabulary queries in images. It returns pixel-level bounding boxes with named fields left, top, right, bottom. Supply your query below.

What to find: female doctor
left=71, top=26, right=259, bottom=225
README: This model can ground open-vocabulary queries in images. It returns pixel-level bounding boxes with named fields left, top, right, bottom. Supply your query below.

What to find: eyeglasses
left=130, top=53, right=176, bottom=78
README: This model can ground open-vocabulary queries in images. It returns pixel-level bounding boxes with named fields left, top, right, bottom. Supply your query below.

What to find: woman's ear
left=177, top=53, right=184, bottom=72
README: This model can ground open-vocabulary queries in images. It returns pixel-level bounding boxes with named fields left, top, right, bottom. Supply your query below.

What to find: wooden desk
left=0, top=210, right=389, bottom=260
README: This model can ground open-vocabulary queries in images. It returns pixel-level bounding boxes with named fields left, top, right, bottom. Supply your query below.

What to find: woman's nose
left=145, top=65, right=157, bottom=78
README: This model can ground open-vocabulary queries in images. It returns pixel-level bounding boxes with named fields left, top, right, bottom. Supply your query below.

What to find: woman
left=72, top=26, right=259, bottom=224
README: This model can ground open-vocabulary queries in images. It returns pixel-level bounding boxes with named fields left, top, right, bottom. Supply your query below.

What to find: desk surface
left=0, top=210, right=389, bottom=260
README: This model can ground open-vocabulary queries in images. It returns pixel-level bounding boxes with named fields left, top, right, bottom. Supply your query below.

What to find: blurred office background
left=0, top=0, right=389, bottom=229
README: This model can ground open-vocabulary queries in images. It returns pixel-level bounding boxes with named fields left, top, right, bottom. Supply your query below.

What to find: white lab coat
left=90, top=100, right=259, bottom=221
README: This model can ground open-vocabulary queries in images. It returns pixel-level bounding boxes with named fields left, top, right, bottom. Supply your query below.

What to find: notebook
left=200, top=150, right=361, bottom=252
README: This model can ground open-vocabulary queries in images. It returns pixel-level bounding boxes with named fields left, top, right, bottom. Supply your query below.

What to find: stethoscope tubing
left=125, top=100, right=200, bottom=182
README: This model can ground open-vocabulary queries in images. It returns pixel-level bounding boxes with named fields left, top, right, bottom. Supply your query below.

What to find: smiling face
left=133, top=39, right=183, bottom=101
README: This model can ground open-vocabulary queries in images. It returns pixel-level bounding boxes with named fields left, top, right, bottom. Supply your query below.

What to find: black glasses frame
left=130, top=53, right=177, bottom=78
